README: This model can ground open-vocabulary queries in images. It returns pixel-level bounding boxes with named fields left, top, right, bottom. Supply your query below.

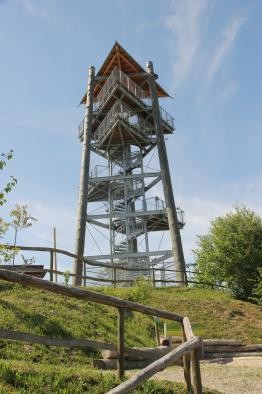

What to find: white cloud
left=207, top=12, right=248, bottom=82
left=18, top=0, right=46, bottom=17
left=165, top=0, right=209, bottom=87
left=180, top=196, right=230, bottom=262
left=219, top=80, right=238, bottom=102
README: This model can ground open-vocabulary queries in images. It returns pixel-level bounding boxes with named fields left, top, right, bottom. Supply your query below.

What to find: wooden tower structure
left=73, top=42, right=187, bottom=286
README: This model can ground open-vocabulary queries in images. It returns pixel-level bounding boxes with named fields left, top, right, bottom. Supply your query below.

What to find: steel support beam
left=146, top=61, right=187, bottom=286
left=85, top=249, right=172, bottom=260
left=73, top=66, right=95, bottom=286
left=89, top=171, right=161, bottom=183
left=86, top=209, right=166, bottom=220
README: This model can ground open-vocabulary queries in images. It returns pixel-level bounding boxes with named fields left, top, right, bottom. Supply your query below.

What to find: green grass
left=99, top=285, right=262, bottom=343
left=0, top=360, right=220, bottom=394
left=0, top=280, right=260, bottom=392
left=164, top=321, right=206, bottom=337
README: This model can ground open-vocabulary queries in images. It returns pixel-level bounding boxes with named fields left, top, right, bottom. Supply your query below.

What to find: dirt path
left=153, top=357, right=262, bottom=394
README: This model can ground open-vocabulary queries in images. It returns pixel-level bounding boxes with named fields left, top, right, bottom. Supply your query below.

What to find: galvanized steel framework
left=73, top=43, right=187, bottom=286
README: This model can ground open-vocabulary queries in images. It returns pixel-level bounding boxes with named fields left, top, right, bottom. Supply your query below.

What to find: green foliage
left=9, top=204, right=37, bottom=265
left=0, top=219, right=13, bottom=264
left=0, top=151, right=17, bottom=264
left=193, top=206, right=262, bottom=302
left=63, top=270, right=71, bottom=285
left=129, top=277, right=153, bottom=303
left=9, top=204, right=37, bottom=233
left=250, top=268, right=262, bottom=306
left=0, top=151, right=17, bottom=207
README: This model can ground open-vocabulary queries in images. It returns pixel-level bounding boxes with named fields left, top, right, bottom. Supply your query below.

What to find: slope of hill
left=0, top=280, right=260, bottom=392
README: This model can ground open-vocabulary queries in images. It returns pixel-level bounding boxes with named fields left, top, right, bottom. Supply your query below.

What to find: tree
left=193, top=206, right=262, bottom=302
left=9, top=204, right=37, bottom=265
left=0, top=150, right=17, bottom=206
left=0, top=218, right=13, bottom=263
left=0, top=151, right=17, bottom=263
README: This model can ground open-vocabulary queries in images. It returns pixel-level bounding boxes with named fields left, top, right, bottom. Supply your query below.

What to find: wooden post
left=113, top=266, right=117, bottom=288
left=50, top=251, right=54, bottom=282
left=191, top=345, right=203, bottom=394
left=152, top=268, right=156, bottom=288
left=73, top=66, right=95, bottom=286
left=154, top=317, right=160, bottom=346
left=146, top=61, right=187, bottom=286
left=83, top=262, right=87, bottom=287
left=182, top=325, right=192, bottom=392
left=117, top=307, right=125, bottom=379
left=53, top=227, right=58, bottom=282
left=163, top=322, right=167, bottom=337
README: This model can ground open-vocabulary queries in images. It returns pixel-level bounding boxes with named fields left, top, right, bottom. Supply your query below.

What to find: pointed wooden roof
left=81, top=41, right=170, bottom=104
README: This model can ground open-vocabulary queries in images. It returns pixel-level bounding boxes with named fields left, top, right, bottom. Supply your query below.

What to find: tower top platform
left=80, top=41, right=170, bottom=104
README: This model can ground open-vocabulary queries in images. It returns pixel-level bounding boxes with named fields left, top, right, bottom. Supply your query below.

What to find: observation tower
left=73, top=42, right=187, bottom=287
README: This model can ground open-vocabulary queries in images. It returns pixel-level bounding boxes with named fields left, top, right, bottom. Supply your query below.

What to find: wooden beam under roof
left=80, top=41, right=170, bottom=104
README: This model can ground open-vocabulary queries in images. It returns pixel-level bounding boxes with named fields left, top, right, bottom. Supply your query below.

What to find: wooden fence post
left=154, top=317, right=160, bottom=346
left=182, top=325, right=191, bottom=392
left=152, top=268, right=156, bottom=288
left=50, top=251, right=54, bottom=282
left=117, top=307, right=125, bottom=379
left=191, top=341, right=203, bottom=394
left=113, top=266, right=116, bottom=288
left=83, top=262, right=87, bottom=287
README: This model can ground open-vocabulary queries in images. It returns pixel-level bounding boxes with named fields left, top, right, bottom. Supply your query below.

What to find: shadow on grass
left=0, top=300, right=72, bottom=338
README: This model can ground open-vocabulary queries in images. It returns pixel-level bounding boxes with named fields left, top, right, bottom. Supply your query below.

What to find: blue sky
left=1, top=0, right=262, bottom=270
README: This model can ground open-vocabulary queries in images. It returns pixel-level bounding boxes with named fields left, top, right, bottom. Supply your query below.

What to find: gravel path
left=153, top=357, right=262, bottom=394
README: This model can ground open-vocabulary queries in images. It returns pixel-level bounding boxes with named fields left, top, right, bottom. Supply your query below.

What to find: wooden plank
left=205, top=344, right=262, bottom=353
left=203, top=339, right=243, bottom=346
left=204, top=346, right=245, bottom=353
left=93, top=358, right=183, bottom=370
left=102, top=346, right=171, bottom=361
left=205, top=351, right=262, bottom=359
left=183, top=317, right=195, bottom=341
left=0, top=269, right=184, bottom=322
left=0, top=329, right=115, bottom=350
left=49, top=251, right=53, bottom=282
left=191, top=345, right=203, bottom=394
left=0, top=244, right=76, bottom=258
left=161, top=337, right=245, bottom=347
left=106, top=337, right=201, bottom=394
left=117, top=307, right=125, bottom=379
left=182, top=326, right=191, bottom=392
left=93, top=359, right=150, bottom=370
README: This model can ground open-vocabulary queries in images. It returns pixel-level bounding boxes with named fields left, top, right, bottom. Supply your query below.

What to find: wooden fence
left=0, top=252, right=204, bottom=393
left=0, top=244, right=225, bottom=289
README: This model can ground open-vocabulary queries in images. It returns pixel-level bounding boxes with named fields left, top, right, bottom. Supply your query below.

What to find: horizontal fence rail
left=0, top=266, right=203, bottom=393
left=0, top=244, right=226, bottom=290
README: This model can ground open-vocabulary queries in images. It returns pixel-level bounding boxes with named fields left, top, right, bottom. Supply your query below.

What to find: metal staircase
left=75, top=43, right=186, bottom=285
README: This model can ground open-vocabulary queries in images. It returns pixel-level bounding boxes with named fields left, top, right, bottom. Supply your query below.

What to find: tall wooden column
left=146, top=61, right=187, bottom=286
left=73, top=66, right=95, bottom=286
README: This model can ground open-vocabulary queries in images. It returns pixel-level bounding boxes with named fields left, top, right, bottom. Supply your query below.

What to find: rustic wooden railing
left=0, top=262, right=203, bottom=393
left=0, top=244, right=225, bottom=289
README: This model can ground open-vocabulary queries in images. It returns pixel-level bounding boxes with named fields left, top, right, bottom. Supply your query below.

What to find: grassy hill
left=0, top=280, right=260, bottom=393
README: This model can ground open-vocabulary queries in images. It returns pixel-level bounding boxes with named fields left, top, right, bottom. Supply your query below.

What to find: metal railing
left=90, top=165, right=109, bottom=178
left=159, top=105, right=175, bottom=130
left=94, top=66, right=151, bottom=111
left=146, top=196, right=166, bottom=211
left=145, top=198, right=185, bottom=224
left=94, top=101, right=152, bottom=144
left=78, top=67, right=175, bottom=139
